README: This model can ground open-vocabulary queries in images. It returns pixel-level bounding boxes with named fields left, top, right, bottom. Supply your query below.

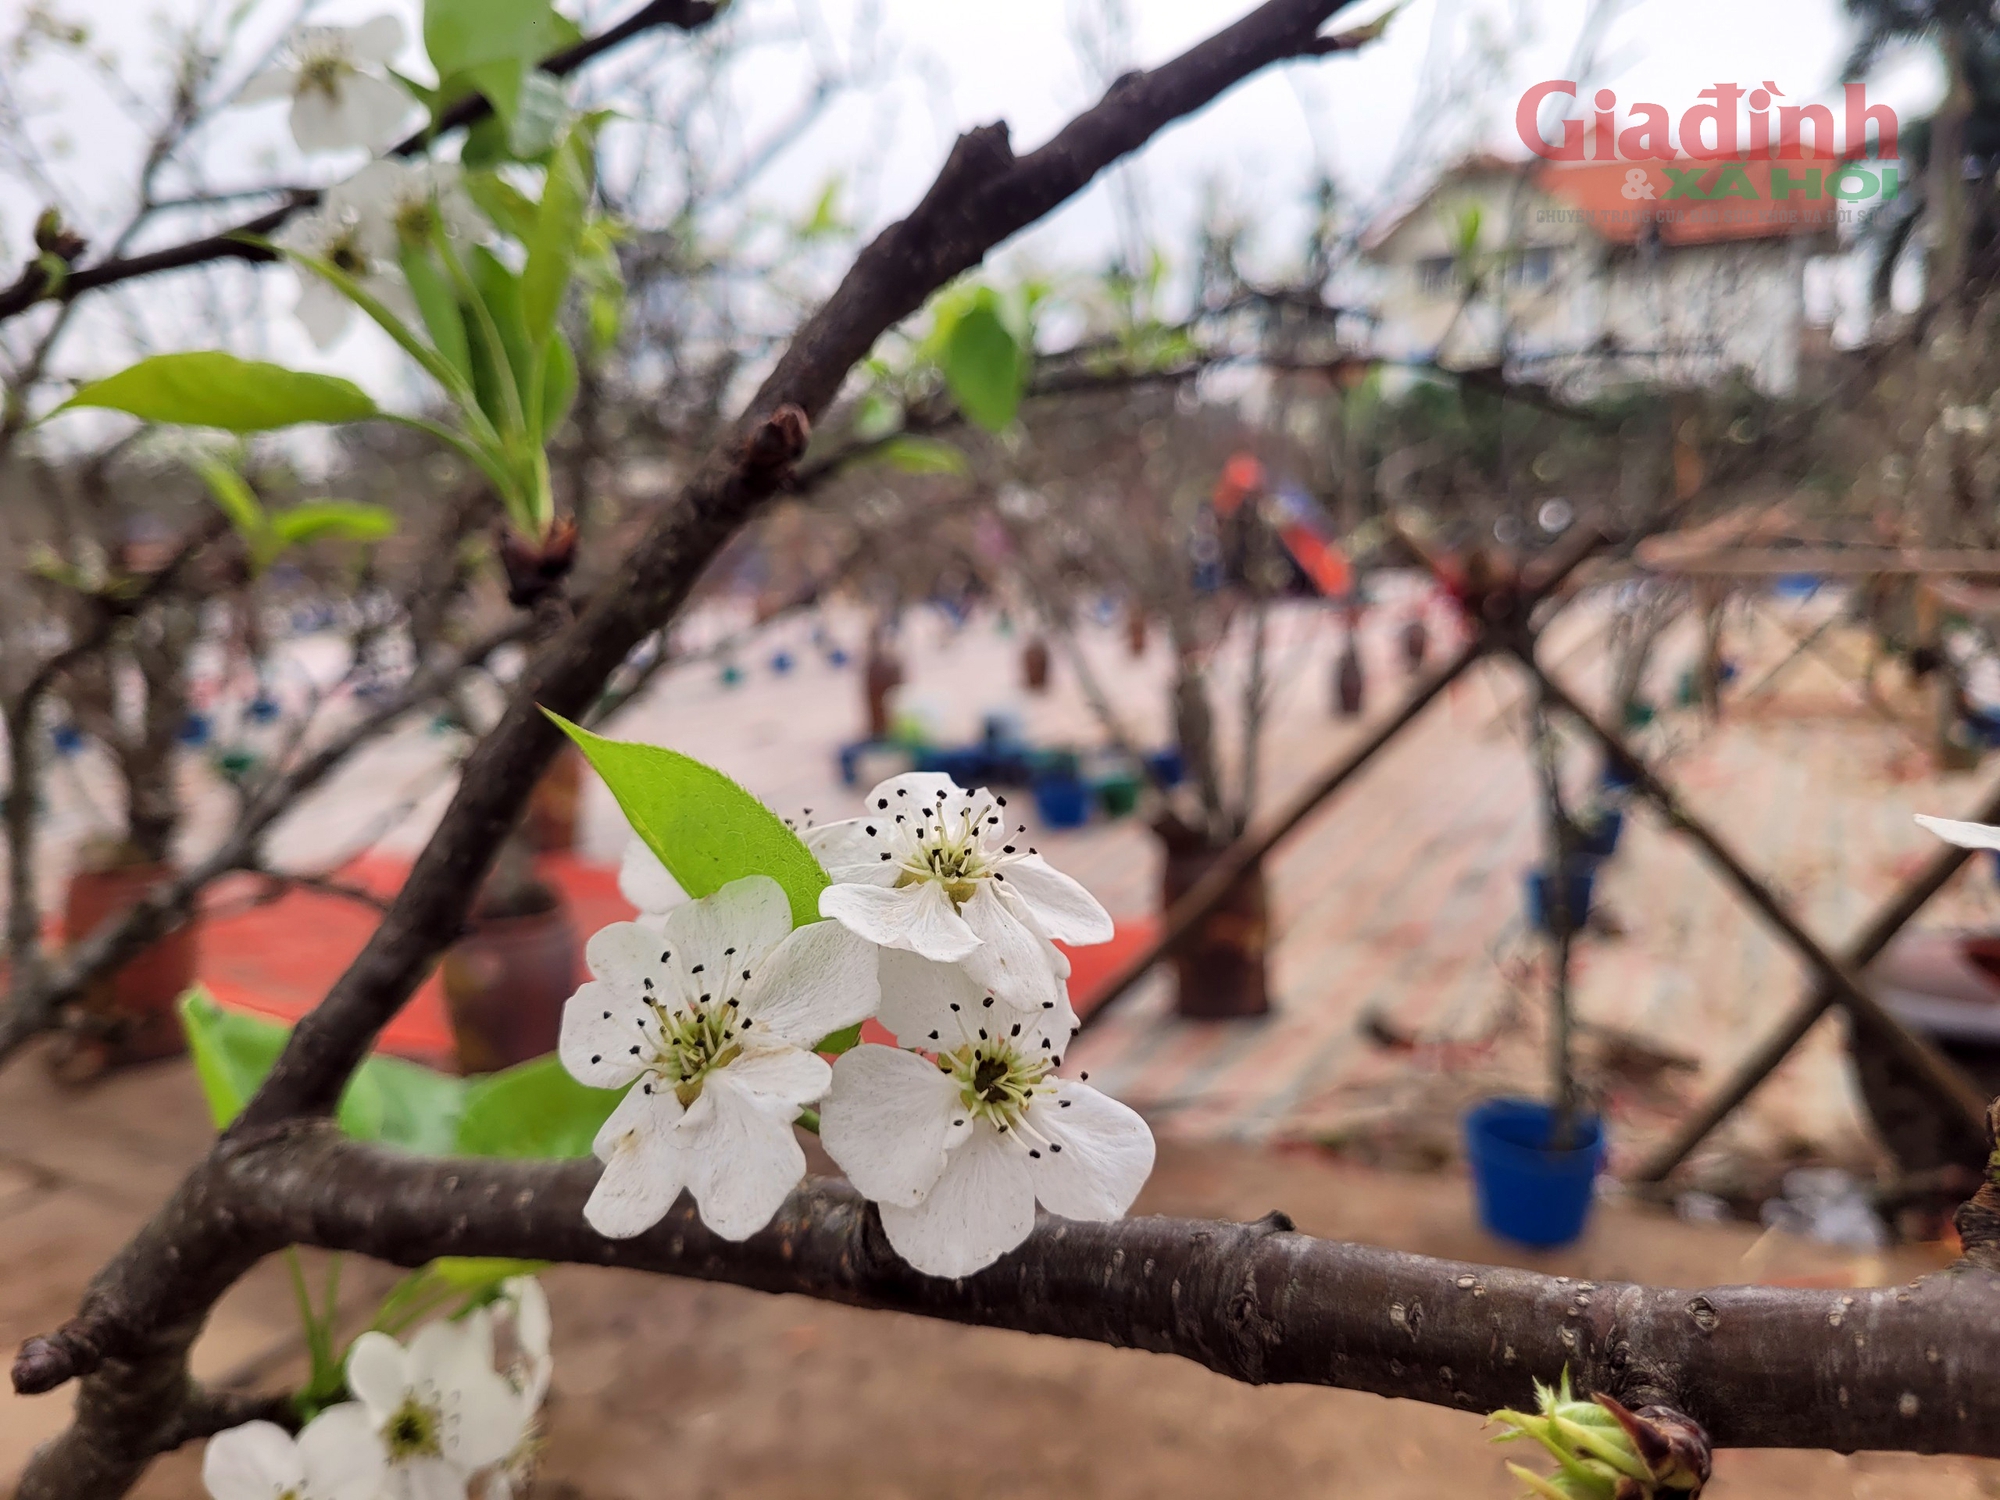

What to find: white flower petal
left=344, top=1331, right=412, bottom=1426
left=804, top=817, right=898, bottom=886
left=586, top=1085, right=689, bottom=1238
left=237, top=67, right=296, bottom=105
left=327, top=156, right=405, bottom=219
left=956, top=881, right=1061, bottom=1012
left=618, top=838, right=687, bottom=917
left=202, top=1421, right=302, bottom=1500
left=875, top=948, right=1075, bottom=1052
left=332, top=70, right=415, bottom=150
left=294, top=276, right=353, bottom=350
left=502, top=1277, right=550, bottom=1365
left=683, top=1073, right=807, bottom=1239
left=1915, top=814, right=2000, bottom=851
left=877, top=1125, right=1036, bottom=1278
left=288, top=89, right=349, bottom=154
left=558, top=978, right=650, bottom=1089
left=427, top=1339, right=525, bottom=1470
left=820, top=1044, right=961, bottom=1206
left=348, top=13, right=406, bottom=65
left=583, top=920, right=668, bottom=988
left=875, top=947, right=986, bottom=1048
left=387, top=1456, right=465, bottom=1500
left=739, top=919, right=879, bottom=1047
left=821, top=879, right=979, bottom=962
left=1025, top=1080, right=1155, bottom=1222
left=296, top=1402, right=386, bottom=1500
left=721, top=1041, right=830, bottom=1106
left=862, top=771, right=969, bottom=811
left=659, top=874, right=794, bottom=975
left=999, top=854, right=1114, bottom=945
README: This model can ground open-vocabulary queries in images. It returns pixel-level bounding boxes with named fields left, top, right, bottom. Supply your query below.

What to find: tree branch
left=22, top=1129, right=2000, bottom=1461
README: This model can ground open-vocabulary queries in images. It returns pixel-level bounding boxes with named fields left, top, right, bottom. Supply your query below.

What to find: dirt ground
left=1, top=1049, right=1996, bottom=1500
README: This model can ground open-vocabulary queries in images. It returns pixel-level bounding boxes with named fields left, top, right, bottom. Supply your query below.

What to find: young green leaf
left=521, top=127, right=595, bottom=349
left=546, top=713, right=830, bottom=928
left=941, top=299, right=1025, bottom=432
left=193, top=455, right=268, bottom=542
left=456, top=1054, right=618, bottom=1158
left=879, top=435, right=968, bottom=476
left=400, top=247, right=473, bottom=384
left=424, top=0, right=563, bottom=79
left=268, top=500, right=398, bottom=548
left=57, top=353, right=378, bottom=432
left=509, top=70, right=569, bottom=158
left=464, top=170, right=540, bottom=241
left=179, top=988, right=466, bottom=1150
left=541, top=328, right=578, bottom=435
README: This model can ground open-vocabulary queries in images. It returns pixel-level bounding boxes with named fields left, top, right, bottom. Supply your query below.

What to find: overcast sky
left=0, top=0, right=1946, bottom=386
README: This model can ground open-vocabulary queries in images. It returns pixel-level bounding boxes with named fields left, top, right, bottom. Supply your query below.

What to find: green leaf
left=269, top=500, right=398, bottom=548
left=194, top=456, right=267, bottom=541
left=510, top=70, right=569, bottom=158
left=401, top=248, right=473, bottom=384
left=941, top=300, right=1024, bottom=432
left=540, top=329, right=577, bottom=434
left=456, top=1054, right=617, bottom=1158
left=425, top=0, right=563, bottom=79
left=57, top=353, right=377, bottom=432
left=815, top=1023, right=863, bottom=1057
left=338, top=1051, right=465, bottom=1155
left=546, top=714, right=829, bottom=928
left=879, top=435, right=967, bottom=476
left=521, top=127, right=595, bottom=349
left=465, top=170, right=539, bottom=241
left=178, top=987, right=465, bottom=1150
left=466, top=245, right=533, bottom=435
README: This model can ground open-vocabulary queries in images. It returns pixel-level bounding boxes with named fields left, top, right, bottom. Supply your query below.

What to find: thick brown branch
left=23, top=1131, right=2000, bottom=1460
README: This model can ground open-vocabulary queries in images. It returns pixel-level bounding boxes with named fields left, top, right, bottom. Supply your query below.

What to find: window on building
left=1418, top=256, right=1456, bottom=295
left=1509, top=246, right=1556, bottom=288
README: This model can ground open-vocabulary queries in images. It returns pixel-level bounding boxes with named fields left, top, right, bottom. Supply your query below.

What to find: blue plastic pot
left=1033, top=775, right=1092, bottom=829
left=1144, top=748, right=1186, bottom=788
left=1525, top=864, right=1596, bottom=933
left=1574, top=810, right=1623, bottom=860
left=1464, top=1099, right=1605, bottom=1248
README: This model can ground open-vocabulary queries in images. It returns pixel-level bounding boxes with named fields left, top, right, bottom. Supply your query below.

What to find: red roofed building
left=1358, top=152, right=1861, bottom=398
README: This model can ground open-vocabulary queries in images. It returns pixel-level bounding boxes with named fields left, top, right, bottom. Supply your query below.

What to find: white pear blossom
left=820, top=983, right=1153, bottom=1280
left=202, top=1404, right=383, bottom=1500
left=238, top=16, right=414, bottom=154
left=560, top=874, right=880, bottom=1241
left=618, top=837, right=688, bottom=926
left=331, top=158, right=484, bottom=262
left=808, top=772, right=1113, bottom=1014
left=274, top=199, right=415, bottom=349
left=485, top=1277, right=552, bottom=1500
left=345, top=1310, right=529, bottom=1500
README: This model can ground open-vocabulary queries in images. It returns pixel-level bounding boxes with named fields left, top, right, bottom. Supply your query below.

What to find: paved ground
left=19, top=581, right=2000, bottom=1168
left=2, top=1043, right=1997, bottom=1500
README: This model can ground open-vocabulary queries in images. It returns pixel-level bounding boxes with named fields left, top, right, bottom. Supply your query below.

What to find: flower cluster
left=234, top=17, right=485, bottom=349
left=561, top=771, right=1156, bottom=1277
left=203, top=1276, right=551, bottom=1500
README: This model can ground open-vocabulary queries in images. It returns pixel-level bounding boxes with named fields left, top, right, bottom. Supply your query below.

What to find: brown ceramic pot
left=1158, top=825, right=1269, bottom=1020
left=524, top=747, right=584, bottom=854
left=442, top=899, right=582, bottom=1073
left=1022, top=637, right=1052, bottom=693
left=60, top=859, right=197, bottom=1066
